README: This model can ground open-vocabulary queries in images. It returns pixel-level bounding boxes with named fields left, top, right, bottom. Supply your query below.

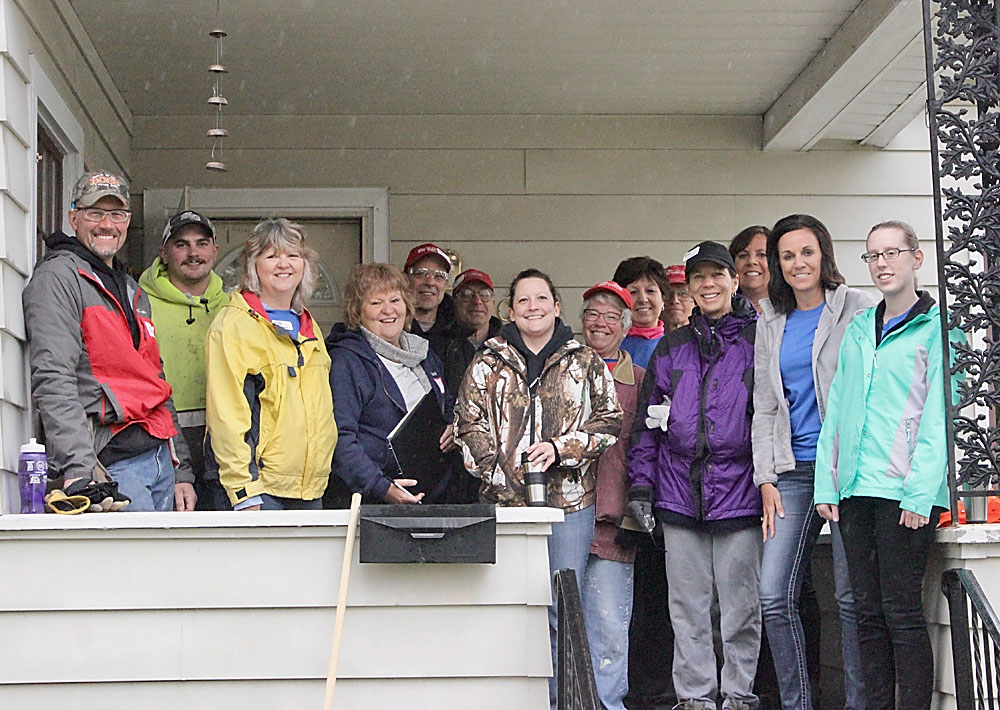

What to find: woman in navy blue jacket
left=323, top=262, right=454, bottom=508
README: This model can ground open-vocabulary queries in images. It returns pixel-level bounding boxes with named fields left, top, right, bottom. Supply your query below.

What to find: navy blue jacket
left=325, top=324, right=452, bottom=506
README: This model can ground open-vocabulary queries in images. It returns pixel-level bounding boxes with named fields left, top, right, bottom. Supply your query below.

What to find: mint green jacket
left=814, top=294, right=953, bottom=517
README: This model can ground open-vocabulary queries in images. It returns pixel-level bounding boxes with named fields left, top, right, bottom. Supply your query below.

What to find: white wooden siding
left=132, top=112, right=935, bottom=334
left=0, top=2, right=31, bottom=512
left=0, top=0, right=132, bottom=514
left=0, top=508, right=559, bottom=709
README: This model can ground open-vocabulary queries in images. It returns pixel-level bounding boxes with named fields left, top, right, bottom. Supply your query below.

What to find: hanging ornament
left=206, top=1, right=229, bottom=172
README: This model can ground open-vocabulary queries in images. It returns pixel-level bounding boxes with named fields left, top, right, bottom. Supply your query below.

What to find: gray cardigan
left=751, top=284, right=876, bottom=487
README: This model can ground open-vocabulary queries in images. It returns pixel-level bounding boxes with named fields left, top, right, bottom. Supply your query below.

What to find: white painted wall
left=132, top=112, right=935, bottom=331
left=0, top=0, right=132, bottom=513
left=0, top=507, right=559, bottom=708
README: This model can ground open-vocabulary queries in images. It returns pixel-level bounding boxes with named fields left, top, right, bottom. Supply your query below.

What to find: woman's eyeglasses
left=861, top=248, right=915, bottom=263
left=582, top=309, right=623, bottom=324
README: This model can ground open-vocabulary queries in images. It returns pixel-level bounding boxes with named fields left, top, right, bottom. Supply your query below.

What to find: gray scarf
left=361, top=327, right=432, bottom=391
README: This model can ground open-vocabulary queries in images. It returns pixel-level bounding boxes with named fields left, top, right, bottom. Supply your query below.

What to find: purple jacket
left=629, top=297, right=761, bottom=525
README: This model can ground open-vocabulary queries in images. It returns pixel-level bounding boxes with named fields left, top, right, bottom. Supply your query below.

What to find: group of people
left=23, top=170, right=952, bottom=710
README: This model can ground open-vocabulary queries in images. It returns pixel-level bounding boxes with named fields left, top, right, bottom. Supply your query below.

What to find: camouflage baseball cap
left=71, top=171, right=130, bottom=209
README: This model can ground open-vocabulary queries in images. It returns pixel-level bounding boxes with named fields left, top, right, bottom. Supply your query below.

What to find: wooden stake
left=324, top=492, right=362, bottom=710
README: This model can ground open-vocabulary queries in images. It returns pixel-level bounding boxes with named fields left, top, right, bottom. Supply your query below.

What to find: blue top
left=780, top=302, right=825, bottom=461
left=622, top=335, right=662, bottom=369
left=881, top=305, right=914, bottom=338
left=265, top=307, right=301, bottom=339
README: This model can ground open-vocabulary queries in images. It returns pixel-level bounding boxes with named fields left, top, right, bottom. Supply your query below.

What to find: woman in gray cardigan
left=752, top=214, right=875, bottom=710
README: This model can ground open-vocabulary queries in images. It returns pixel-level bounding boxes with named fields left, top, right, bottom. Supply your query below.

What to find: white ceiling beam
left=763, top=0, right=922, bottom=151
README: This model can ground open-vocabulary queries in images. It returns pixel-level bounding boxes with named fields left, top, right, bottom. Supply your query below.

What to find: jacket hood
left=43, top=230, right=127, bottom=275
left=138, top=257, right=227, bottom=309
left=484, top=320, right=582, bottom=379
left=326, top=323, right=378, bottom=360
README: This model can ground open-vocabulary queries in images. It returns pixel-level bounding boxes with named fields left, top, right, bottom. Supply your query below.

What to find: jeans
left=758, top=462, right=865, bottom=710
left=106, top=441, right=175, bottom=512
left=583, top=554, right=635, bottom=710
left=838, top=496, right=941, bottom=710
left=260, top=494, right=323, bottom=511
left=663, top=524, right=762, bottom=710
left=548, top=505, right=596, bottom=710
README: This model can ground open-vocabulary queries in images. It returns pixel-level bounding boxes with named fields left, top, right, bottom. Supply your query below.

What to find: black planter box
left=358, top=503, right=496, bottom=564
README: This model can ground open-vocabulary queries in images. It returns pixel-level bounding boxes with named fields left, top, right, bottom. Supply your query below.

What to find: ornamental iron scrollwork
left=923, top=0, right=1000, bottom=519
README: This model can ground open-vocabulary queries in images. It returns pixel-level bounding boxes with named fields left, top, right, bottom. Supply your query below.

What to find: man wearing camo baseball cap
left=22, top=170, right=196, bottom=512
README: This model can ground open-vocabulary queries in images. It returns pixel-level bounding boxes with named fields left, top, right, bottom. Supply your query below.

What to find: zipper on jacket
left=694, top=359, right=716, bottom=521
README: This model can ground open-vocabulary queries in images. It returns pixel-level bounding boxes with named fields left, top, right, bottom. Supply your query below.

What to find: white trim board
left=29, top=54, right=83, bottom=237
left=142, top=187, right=390, bottom=264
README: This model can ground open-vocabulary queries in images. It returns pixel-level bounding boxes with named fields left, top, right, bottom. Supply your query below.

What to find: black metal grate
left=923, top=0, right=1000, bottom=519
left=554, top=568, right=601, bottom=710
left=942, top=568, right=1000, bottom=709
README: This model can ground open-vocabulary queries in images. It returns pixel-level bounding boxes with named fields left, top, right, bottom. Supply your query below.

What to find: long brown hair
left=766, top=214, right=845, bottom=315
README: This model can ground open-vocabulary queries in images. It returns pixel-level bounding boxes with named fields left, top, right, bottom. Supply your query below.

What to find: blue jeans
left=548, top=504, right=596, bottom=710
left=260, top=494, right=322, bottom=510
left=758, top=462, right=865, bottom=710
left=582, top=554, right=634, bottom=710
left=106, top=442, right=174, bottom=512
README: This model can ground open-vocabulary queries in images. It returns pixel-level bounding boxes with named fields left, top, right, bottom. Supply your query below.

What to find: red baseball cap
left=404, top=243, right=451, bottom=272
left=583, top=280, right=633, bottom=310
left=453, top=268, right=493, bottom=291
left=667, top=264, right=686, bottom=284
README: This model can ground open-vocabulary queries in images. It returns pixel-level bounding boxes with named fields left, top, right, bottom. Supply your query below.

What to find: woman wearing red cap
left=579, top=280, right=645, bottom=710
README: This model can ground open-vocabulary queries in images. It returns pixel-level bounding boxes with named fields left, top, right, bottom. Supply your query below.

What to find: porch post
left=923, top=0, right=1000, bottom=522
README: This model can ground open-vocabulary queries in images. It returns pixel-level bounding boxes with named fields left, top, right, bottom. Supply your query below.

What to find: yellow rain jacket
left=206, top=290, right=337, bottom=506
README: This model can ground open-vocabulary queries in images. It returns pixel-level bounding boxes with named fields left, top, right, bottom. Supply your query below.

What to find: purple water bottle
left=18, top=438, right=47, bottom=514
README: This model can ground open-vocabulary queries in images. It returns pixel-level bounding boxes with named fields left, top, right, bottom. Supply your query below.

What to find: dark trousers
left=839, top=496, right=941, bottom=710
left=182, top=425, right=230, bottom=511
left=625, top=537, right=676, bottom=709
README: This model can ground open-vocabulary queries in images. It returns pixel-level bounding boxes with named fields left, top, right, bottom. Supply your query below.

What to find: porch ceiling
left=69, top=0, right=926, bottom=150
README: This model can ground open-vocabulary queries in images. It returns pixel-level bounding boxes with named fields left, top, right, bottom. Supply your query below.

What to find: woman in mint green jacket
left=814, top=221, right=950, bottom=710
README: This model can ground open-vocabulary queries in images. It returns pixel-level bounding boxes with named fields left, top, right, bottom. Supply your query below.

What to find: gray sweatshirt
left=751, top=284, right=876, bottom=487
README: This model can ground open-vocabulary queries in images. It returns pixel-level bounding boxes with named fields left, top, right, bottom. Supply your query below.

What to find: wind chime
left=206, top=1, right=228, bottom=172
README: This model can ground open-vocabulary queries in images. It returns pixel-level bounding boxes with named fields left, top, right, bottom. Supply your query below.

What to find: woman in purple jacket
left=629, top=241, right=762, bottom=710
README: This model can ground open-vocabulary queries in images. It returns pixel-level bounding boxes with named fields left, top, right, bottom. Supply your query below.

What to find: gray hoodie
left=751, top=284, right=876, bottom=487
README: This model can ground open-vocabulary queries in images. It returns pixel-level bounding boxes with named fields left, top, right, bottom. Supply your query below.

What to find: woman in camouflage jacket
left=455, top=268, right=622, bottom=710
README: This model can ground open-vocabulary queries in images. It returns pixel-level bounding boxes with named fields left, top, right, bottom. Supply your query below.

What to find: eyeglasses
left=454, top=288, right=494, bottom=303
left=582, top=309, right=623, bottom=324
left=666, top=289, right=692, bottom=302
left=408, top=267, right=448, bottom=282
left=76, top=207, right=131, bottom=224
left=861, top=248, right=916, bottom=263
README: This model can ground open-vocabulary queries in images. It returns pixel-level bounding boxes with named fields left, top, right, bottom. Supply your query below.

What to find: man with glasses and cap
left=139, top=210, right=228, bottom=510
left=22, top=171, right=194, bottom=512
left=442, top=268, right=503, bottom=393
left=403, top=242, right=461, bottom=361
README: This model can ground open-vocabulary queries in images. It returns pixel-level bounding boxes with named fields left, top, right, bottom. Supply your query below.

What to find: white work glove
left=645, top=402, right=671, bottom=431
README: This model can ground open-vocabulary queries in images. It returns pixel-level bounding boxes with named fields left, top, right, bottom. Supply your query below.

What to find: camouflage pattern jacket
left=455, top=334, right=622, bottom=512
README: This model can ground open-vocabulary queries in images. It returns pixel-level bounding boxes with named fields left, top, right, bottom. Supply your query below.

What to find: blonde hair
left=238, top=218, right=318, bottom=312
left=343, top=262, right=415, bottom=331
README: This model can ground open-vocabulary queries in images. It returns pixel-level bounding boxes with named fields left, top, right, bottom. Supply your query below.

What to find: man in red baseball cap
left=452, top=269, right=501, bottom=348
left=438, top=267, right=504, bottom=504
left=664, top=263, right=695, bottom=332
left=402, top=243, right=463, bottom=364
